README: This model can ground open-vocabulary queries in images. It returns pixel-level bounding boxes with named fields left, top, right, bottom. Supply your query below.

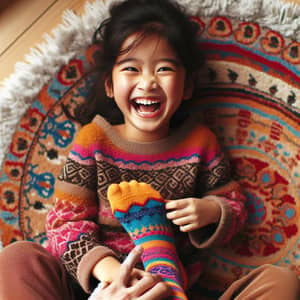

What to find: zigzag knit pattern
left=108, top=180, right=188, bottom=300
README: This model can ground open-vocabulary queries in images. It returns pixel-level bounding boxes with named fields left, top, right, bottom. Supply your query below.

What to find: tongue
left=138, top=104, right=159, bottom=113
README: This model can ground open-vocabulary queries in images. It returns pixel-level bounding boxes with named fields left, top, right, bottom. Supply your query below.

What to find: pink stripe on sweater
left=73, top=141, right=219, bottom=160
left=70, top=141, right=222, bottom=169
left=69, top=152, right=95, bottom=165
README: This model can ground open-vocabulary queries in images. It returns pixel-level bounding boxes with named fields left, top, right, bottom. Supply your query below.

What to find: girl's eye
left=123, top=66, right=138, bottom=72
left=157, top=66, right=175, bottom=72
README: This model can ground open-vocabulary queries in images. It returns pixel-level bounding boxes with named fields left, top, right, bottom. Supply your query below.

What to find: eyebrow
left=115, top=57, right=181, bottom=66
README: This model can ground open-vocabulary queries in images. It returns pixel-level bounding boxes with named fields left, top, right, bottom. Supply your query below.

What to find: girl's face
left=105, top=33, right=192, bottom=142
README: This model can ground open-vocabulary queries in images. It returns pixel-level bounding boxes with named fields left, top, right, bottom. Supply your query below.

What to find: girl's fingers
left=179, top=223, right=198, bottom=232
left=170, top=216, right=192, bottom=226
left=119, top=246, right=144, bottom=285
left=130, top=273, right=162, bottom=297
left=123, top=245, right=143, bottom=268
left=166, top=209, right=188, bottom=220
left=118, top=263, right=132, bottom=286
left=139, top=281, right=172, bottom=300
left=165, top=199, right=187, bottom=210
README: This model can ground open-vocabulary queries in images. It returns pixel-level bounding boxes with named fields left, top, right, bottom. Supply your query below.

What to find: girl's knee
left=261, top=264, right=300, bottom=294
left=0, top=242, right=71, bottom=299
left=262, top=264, right=298, bottom=280
left=0, top=241, right=50, bottom=270
left=1, top=241, right=41, bottom=257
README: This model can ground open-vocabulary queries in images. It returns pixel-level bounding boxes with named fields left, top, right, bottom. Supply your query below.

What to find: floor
left=0, top=0, right=87, bottom=84
left=0, top=0, right=299, bottom=84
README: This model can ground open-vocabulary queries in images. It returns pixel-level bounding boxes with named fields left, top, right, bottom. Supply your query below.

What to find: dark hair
left=73, top=0, right=201, bottom=125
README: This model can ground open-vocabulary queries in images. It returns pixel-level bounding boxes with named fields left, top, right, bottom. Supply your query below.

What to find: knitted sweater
left=46, top=114, right=247, bottom=293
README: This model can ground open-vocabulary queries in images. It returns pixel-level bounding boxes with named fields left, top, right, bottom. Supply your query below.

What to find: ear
left=105, top=77, right=114, bottom=98
left=183, top=75, right=194, bottom=100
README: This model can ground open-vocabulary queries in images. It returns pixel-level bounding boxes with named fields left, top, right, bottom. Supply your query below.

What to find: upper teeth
left=134, top=99, right=160, bottom=105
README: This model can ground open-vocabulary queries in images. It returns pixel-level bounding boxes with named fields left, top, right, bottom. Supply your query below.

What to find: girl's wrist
left=92, top=256, right=121, bottom=282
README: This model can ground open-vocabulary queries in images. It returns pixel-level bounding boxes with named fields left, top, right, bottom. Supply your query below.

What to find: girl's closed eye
left=122, top=66, right=139, bottom=72
left=157, top=66, right=175, bottom=72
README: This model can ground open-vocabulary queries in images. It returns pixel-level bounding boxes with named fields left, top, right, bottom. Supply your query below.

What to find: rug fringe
left=0, top=0, right=299, bottom=167
left=178, top=0, right=300, bottom=38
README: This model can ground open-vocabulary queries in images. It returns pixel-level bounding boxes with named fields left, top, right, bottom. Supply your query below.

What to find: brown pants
left=0, top=241, right=299, bottom=300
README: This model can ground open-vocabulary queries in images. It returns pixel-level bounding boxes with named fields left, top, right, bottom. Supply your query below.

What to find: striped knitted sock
left=107, top=180, right=188, bottom=300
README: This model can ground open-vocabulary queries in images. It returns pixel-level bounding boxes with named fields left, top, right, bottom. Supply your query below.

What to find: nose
left=137, top=72, right=157, bottom=91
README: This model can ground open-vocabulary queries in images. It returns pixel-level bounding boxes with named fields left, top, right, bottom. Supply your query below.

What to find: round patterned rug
left=0, top=7, right=299, bottom=297
left=192, top=16, right=300, bottom=292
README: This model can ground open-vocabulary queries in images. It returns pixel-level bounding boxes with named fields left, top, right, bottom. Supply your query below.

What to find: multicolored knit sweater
left=46, top=114, right=247, bottom=293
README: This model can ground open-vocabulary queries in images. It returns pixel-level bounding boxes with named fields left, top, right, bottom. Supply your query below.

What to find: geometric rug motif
left=0, top=14, right=299, bottom=296
left=192, top=16, right=300, bottom=293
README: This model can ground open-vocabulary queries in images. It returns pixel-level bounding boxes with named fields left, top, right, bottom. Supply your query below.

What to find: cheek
left=113, top=77, right=132, bottom=99
left=165, top=76, right=185, bottom=100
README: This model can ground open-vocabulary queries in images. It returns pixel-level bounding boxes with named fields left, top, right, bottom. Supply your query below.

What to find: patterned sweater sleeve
left=188, top=128, right=247, bottom=248
left=46, top=122, right=116, bottom=293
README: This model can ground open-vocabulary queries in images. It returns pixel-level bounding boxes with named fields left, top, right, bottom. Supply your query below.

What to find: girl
left=0, top=0, right=299, bottom=299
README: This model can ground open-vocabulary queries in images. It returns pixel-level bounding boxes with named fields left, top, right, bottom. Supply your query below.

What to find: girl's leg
left=220, top=264, right=300, bottom=300
left=0, top=241, right=74, bottom=300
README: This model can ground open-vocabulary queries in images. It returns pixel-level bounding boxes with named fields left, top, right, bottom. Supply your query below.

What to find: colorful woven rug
left=192, top=16, right=300, bottom=295
left=0, top=0, right=299, bottom=297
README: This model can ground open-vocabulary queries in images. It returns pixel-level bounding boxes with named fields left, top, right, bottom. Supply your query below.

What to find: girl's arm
left=166, top=129, right=247, bottom=248
left=165, top=182, right=247, bottom=248
left=46, top=123, right=117, bottom=293
left=190, top=180, right=247, bottom=248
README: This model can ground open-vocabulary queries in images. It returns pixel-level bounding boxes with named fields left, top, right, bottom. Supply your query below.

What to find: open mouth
left=132, top=98, right=161, bottom=116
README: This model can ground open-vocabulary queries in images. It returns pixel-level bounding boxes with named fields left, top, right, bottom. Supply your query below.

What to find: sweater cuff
left=188, top=197, right=232, bottom=248
left=77, top=245, right=117, bottom=293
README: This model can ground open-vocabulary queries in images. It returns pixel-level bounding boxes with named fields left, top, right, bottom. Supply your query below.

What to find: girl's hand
left=89, top=246, right=171, bottom=300
left=93, top=255, right=156, bottom=287
left=165, top=197, right=221, bottom=232
left=128, top=267, right=158, bottom=287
